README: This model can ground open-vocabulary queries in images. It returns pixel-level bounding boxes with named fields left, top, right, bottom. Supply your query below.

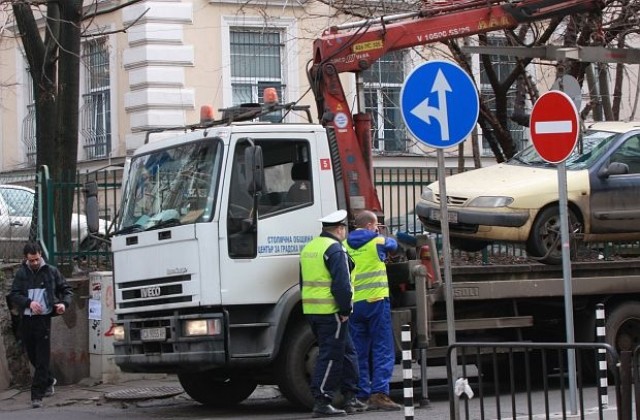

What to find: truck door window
left=227, top=139, right=312, bottom=258
left=258, top=141, right=312, bottom=216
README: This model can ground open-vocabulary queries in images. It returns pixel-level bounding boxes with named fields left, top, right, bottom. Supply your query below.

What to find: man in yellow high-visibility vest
left=300, top=209, right=366, bottom=417
left=344, top=210, right=401, bottom=411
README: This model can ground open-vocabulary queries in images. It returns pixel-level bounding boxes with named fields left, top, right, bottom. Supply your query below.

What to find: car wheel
left=526, top=206, right=582, bottom=265
left=178, top=371, right=257, bottom=407
left=451, top=238, right=490, bottom=253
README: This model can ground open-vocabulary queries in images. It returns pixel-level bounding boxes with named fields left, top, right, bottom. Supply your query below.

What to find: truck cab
left=111, top=120, right=341, bottom=408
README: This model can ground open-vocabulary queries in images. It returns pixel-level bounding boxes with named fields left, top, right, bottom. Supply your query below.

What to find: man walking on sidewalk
left=9, top=242, right=73, bottom=408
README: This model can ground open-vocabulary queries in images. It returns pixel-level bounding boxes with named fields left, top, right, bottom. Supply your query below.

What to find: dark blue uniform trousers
left=307, top=313, right=359, bottom=402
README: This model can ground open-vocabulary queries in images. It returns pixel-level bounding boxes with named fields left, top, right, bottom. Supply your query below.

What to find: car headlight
left=467, top=196, right=513, bottom=207
left=421, top=188, right=435, bottom=202
left=182, top=319, right=222, bottom=337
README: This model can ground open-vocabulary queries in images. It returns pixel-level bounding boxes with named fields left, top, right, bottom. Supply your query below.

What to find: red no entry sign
left=529, top=90, right=580, bottom=164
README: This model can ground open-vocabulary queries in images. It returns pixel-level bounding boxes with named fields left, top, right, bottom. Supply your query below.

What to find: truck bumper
left=113, top=313, right=227, bottom=373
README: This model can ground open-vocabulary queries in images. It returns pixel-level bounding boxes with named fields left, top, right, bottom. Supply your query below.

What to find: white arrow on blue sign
left=400, top=60, right=479, bottom=149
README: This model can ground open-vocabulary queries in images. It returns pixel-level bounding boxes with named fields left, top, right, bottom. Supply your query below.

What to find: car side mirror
left=598, top=162, right=629, bottom=178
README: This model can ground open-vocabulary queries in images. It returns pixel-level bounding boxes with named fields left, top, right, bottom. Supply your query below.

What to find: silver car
left=0, top=184, right=104, bottom=261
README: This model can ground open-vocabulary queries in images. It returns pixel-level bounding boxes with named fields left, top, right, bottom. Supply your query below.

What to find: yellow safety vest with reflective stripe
left=344, top=236, right=389, bottom=303
left=300, top=237, right=340, bottom=314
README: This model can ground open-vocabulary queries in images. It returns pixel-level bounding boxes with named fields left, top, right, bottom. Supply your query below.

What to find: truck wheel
left=275, top=321, right=316, bottom=409
left=526, top=206, right=581, bottom=265
left=605, top=302, right=640, bottom=359
left=178, top=371, right=257, bottom=407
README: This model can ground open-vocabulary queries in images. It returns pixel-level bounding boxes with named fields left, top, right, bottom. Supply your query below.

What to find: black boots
left=312, top=400, right=347, bottom=417
left=342, top=392, right=368, bottom=414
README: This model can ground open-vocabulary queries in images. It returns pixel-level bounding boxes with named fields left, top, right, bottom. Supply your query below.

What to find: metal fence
left=0, top=166, right=122, bottom=270
left=448, top=342, right=625, bottom=419
left=1, top=165, right=638, bottom=267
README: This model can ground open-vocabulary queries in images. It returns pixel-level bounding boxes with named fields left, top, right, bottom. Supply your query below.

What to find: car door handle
left=10, top=221, right=23, bottom=226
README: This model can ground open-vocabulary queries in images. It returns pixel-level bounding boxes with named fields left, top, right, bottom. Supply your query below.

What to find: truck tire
left=605, top=302, right=640, bottom=358
left=526, top=206, right=581, bottom=265
left=178, top=371, right=257, bottom=407
left=275, top=321, right=316, bottom=409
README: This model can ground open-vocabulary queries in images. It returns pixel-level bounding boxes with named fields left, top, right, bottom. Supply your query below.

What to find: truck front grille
left=117, top=274, right=192, bottom=309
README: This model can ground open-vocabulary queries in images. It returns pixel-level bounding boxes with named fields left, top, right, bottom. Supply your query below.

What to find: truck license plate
left=140, top=327, right=166, bottom=341
left=431, top=209, right=458, bottom=224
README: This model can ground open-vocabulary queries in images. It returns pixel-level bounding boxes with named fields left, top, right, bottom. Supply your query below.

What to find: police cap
left=318, top=209, right=348, bottom=227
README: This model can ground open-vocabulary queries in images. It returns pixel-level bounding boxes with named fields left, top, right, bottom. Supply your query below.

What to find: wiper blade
left=146, top=218, right=181, bottom=231
left=112, top=224, right=143, bottom=235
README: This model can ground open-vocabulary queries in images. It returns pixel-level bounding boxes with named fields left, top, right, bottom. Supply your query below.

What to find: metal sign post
left=400, top=60, right=479, bottom=420
left=530, top=90, right=580, bottom=415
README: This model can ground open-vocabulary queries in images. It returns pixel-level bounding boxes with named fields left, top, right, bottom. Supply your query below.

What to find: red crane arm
left=309, top=0, right=602, bottom=218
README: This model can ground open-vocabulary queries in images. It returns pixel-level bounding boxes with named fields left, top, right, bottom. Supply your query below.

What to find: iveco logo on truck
left=140, top=286, right=161, bottom=298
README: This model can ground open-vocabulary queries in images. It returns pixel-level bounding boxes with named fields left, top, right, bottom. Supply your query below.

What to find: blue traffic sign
left=400, top=60, right=479, bottom=149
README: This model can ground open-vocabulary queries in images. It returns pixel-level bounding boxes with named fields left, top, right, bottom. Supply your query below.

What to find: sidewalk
left=0, top=375, right=184, bottom=412
left=0, top=374, right=287, bottom=412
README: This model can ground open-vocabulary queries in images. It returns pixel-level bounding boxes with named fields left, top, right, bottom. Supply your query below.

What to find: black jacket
left=9, top=260, right=73, bottom=316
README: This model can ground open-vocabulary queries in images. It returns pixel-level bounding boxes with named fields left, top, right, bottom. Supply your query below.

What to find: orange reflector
left=200, top=105, right=215, bottom=124
left=263, top=88, right=278, bottom=104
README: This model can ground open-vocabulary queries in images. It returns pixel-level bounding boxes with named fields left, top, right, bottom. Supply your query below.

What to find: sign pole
left=437, top=149, right=459, bottom=420
left=400, top=61, right=478, bottom=420
left=558, top=161, right=578, bottom=414
left=529, top=90, right=580, bottom=416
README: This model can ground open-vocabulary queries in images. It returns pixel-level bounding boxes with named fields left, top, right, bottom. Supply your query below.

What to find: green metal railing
left=36, top=165, right=121, bottom=271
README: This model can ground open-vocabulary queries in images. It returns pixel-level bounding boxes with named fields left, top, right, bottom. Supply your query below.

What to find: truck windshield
left=118, top=139, right=222, bottom=232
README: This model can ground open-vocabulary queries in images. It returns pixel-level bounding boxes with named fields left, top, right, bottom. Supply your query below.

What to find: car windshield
left=118, top=138, right=223, bottom=233
left=508, top=129, right=620, bottom=170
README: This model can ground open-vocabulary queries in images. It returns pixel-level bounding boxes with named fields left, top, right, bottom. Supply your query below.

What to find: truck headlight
left=467, top=196, right=513, bottom=208
left=182, top=319, right=222, bottom=337
left=112, top=325, right=125, bottom=341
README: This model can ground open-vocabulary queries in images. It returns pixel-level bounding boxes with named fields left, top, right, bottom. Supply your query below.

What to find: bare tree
left=6, top=0, right=142, bottom=263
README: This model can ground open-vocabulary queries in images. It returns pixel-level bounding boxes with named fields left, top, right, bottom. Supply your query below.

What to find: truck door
left=589, top=134, right=640, bottom=233
left=219, top=136, right=325, bottom=305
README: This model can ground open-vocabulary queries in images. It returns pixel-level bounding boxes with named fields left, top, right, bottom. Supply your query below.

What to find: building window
left=479, top=36, right=526, bottom=155
left=22, top=70, right=36, bottom=166
left=230, top=29, right=285, bottom=123
left=81, top=37, right=111, bottom=160
left=363, top=51, right=407, bottom=153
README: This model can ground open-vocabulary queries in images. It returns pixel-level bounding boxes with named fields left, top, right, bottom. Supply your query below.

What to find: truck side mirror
left=245, top=145, right=264, bottom=194
left=84, top=181, right=100, bottom=234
